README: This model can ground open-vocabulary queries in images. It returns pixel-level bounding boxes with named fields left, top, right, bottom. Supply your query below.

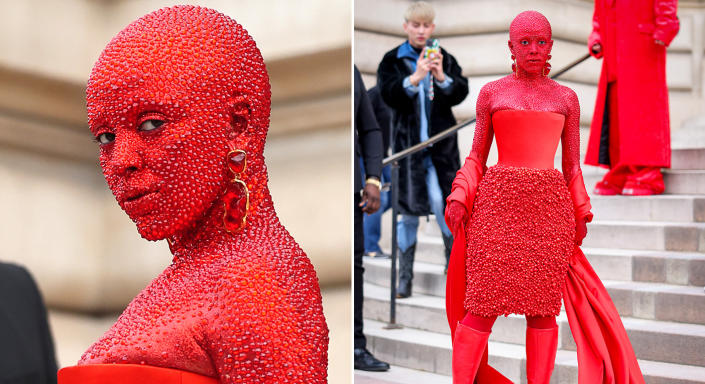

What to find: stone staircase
left=359, top=148, right=705, bottom=383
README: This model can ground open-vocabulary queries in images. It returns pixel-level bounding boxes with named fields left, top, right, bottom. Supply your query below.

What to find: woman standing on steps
left=444, top=11, right=644, bottom=383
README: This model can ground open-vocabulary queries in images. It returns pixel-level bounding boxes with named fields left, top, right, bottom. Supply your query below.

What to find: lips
left=121, top=188, right=160, bottom=215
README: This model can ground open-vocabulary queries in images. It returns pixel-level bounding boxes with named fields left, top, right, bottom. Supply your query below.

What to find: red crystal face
left=87, top=5, right=270, bottom=241
left=508, top=11, right=553, bottom=78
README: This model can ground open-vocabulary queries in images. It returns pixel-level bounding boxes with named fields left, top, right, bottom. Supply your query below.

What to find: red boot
left=622, top=167, right=665, bottom=195
left=453, top=322, right=491, bottom=384
left=525, top=326, right=559, bottom=384
left=593, top=165, right=632, bottom=195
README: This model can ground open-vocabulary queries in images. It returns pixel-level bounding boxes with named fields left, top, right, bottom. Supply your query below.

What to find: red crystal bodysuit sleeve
left=446, top=87, right=493, bottom=212
left=561, top=89, right=593, bottom=223
left=654, top=0, right=679, bottom=46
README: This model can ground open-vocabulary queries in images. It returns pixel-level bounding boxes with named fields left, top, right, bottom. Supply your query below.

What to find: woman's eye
left=97, top=132, right=115, bottom=145
left=521, top=40, right=529, bottom=45
left=539, top=40, right=546, bottom=45
left=139, top=119, right=165, bottom=131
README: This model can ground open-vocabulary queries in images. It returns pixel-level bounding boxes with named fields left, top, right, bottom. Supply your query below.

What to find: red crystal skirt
left=464, top=165, right=575, bottom=317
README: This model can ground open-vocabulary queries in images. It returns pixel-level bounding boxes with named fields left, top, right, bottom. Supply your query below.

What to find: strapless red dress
left=446, top=110, right=645, bottom=383
left=58, top=364, right=219, bottom=384
left=464, top=110, right=574, bottom=317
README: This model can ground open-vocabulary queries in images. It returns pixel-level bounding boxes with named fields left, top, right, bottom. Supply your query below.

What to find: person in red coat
left=585, top=0, right=680, bottom=195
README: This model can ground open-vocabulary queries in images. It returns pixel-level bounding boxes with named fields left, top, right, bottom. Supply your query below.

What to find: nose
left=529, top=41, right=539, bottom=53
left=110, top=131, right=143, bottom=177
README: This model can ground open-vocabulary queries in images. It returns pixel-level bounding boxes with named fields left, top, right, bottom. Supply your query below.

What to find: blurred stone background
left=0, top=0, right=351, bottom=382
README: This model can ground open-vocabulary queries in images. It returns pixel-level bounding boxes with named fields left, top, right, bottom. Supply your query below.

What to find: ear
left=507, top=40, right=514, bottom=54
left=547, top=40, right=554, bottom=52
left=429, top=23, right=436, bottom=34
left=228, top=94, right=251, bottom=146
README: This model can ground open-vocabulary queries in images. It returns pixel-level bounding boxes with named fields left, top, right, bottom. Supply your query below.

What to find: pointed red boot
left=452, top=322, right=491, bottom=384
left=525, top=325, right=559, bottom=384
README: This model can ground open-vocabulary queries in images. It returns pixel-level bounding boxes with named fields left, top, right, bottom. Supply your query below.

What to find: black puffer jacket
left=377, top=44, right=469, bottom=216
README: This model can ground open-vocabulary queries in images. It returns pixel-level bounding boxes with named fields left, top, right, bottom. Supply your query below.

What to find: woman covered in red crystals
left=444, top=11, right=644, bottom=384
left=57, top=6, right=328, bottom=384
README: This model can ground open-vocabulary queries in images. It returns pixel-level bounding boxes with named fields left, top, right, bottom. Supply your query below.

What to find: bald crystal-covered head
left=87, top=6, right=272, bottom=240
left=508, top=10, right=553, bottom=77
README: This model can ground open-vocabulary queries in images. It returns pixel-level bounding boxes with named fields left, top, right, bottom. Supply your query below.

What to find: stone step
left=672, top=148, right=705, bottom=170
left=365, top=319, right=705, bottom=384
left=363, top=283, right=705, bottom=368
left=584, top=220, right=705, bottom=252
left=355, top=365, right=450, bottom=384
left=590, top=195, right=705, bottom=223
left=376, top=239, right=705, bottom=287
left=363, top=259, right=705, bottom=325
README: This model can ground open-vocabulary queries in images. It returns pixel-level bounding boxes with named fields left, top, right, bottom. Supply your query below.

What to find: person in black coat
left=362, top=85, right=393, bottom=258
left=0, top=262, right=58, bottom=384
left=353, top=65, right=389, bottom=371
left=377, top=1, right=468, bottom=298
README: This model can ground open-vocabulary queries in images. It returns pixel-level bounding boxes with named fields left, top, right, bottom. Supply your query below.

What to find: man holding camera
left=377, top=1, right=468, bottom=298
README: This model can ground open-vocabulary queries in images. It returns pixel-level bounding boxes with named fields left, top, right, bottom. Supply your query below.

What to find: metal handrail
left=381, top=52, right=592, bottom=328
left=381, top=52, right=590, bottom=167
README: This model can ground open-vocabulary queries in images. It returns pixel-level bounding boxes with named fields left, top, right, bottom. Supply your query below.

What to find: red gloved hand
left=446, top=201, right=468, bottom=236
left=575, top=217, right=588, bottom=246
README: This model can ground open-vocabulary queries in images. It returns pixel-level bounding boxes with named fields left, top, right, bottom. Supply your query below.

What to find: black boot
left=442, top=233, right=454, bottom=274
left=396, top=243, right=416, bottom=298
left=354, top=347, right=390, bottom=371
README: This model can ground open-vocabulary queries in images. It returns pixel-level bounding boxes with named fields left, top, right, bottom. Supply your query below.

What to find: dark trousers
left=354, top=193, right=366, bottom=349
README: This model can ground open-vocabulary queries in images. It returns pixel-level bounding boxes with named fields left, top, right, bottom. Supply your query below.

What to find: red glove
left=567, top=170, right=593, bottom=246
left=445, top=201, right=467, bottom=237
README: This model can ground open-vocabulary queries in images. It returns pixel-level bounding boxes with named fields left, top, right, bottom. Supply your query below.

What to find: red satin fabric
left=564, top=247, right=645, bottom=384
left=493, top=110, right=564, bottom=170
left=58, top=364, right=219, bottom=384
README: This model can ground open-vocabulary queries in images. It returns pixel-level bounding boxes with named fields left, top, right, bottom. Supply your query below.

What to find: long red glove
left=568, top=170, right=593, bottom=245
left=446, top=201, right=468, bottom=237
left=561, top=90, right=593, bottom=245
left=445, top=153, right=485, bottom=237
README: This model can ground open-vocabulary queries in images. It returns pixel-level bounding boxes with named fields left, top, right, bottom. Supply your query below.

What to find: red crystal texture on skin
left=80, top=6, right=328, bottom=383
left=449, top=11, right=586, bottom=317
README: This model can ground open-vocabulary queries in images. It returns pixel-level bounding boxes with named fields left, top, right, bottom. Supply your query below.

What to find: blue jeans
left=363, top=166, right=391, bottom=253
left=398, top=155, right=451, bottom=252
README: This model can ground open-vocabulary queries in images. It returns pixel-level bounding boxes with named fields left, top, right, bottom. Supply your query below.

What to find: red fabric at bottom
left=58, top=364, right=219, bottom=384
left=563, top=247, right=645, bottom=384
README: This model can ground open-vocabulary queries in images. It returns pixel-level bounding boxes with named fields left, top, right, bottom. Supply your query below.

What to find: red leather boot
left=525, top=326, right=559, bottom=384
left=593, top=165, right=632, bottom=195
left=622, top=167, right=665, bottom=195
left=452, top=322, right=491, bottom=384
